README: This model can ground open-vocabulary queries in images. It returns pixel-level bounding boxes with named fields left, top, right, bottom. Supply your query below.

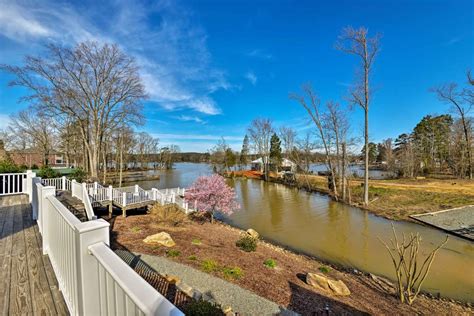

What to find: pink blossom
left=185, top=174, right=240, bottom=221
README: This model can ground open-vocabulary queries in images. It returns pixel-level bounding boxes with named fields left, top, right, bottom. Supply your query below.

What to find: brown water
left=138, top=163, right=474, bottom=302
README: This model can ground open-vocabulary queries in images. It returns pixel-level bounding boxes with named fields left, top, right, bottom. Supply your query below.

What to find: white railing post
left=62, top=176, right=67, bottom=191
left=40, top=185, right=56, bottom=255
left=82, top=183, right=87, bottom=201
left=71, top=179, right=77, bottom=198
left=161, top=195, right=164, bottom=205
left=94, top=182, right=98, bottom=195
left=108, top=185, right=113, bottom=201
left=26, top=170, right=36, bottom=202
left=75, top=219, right=110, bottom=315
left=134, top=184, right=139, bottom=194
left=122, top=192, right=127, bottom=206
left=31, top=177, right=41, bottom=220
left=172, top=193, right=176, bottom=203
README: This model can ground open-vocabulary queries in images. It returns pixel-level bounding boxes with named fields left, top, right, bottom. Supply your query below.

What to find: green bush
left=182, top=299, right=224, bottom=316
left=31, top=164, right=39, bottom=170
left=188, top=255, right=197, bottom=261
left=69, top=168, right=87, bottom=182
left=236, top=235, right=257, bottom=252
left=166, top=249, right=181, bottom=257
left=222, top=266, right=243, bottom=280
left=0, top=160, right=23, bottom=173
left=201, top=259, right=219, bottom=272
left=192, top=238, right=202, bottom=245
left=263, top=259, right=277, bottom=269
left=37, top=166, right=60, bottom=179
left=318, top=265, right=332, bottom=274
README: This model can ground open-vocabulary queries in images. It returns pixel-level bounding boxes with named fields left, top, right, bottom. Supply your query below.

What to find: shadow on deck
left=0, top=195, right=68, bottom=315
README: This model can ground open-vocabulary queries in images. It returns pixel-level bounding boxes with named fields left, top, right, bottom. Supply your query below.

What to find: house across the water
left=250, top=157, right=297, bottom=173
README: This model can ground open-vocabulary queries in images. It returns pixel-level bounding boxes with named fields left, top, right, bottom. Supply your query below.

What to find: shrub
left=201, top=259, right=219, bottom=272
left=236, top=235, right=257, bottom=252
left=31, top=164, right=39, bottom=170
left=188, top=255, right=197, bottom=261
left=150, top=204, right=188, bottom=226
left=166, top=249, right=181, bottom=257
left=192, top=238, right=202, bottom=245
left=182, top=299, right=224, bottom=316
left=37, top=166, right=60, bottom=179
left=263, top=259, right=277, bottom=269
left=69, top=168, right=87, bottom=182
left=222, top=266, right=243, bottom=280
left=130, top=226, right=141, bottom=233
left=0, top=160, right=22, bottom=173
left=318, top=265, right=331, bottom=274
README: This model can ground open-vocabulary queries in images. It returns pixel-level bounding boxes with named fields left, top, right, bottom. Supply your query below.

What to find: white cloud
left=246, top=49, right=273, bottom=60
left=174, top=115, right=205, bottom=124
left=0, top=0, right=228, bottom=115
left=245, top=71, right=257, bottom=85
left=151, top=133, right=243, bottom=141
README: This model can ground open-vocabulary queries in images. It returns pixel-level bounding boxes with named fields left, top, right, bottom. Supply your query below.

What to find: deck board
left=0, top=200, right=68, bottom=315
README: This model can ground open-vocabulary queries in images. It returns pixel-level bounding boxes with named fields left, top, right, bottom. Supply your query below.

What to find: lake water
left=137, top=162, right=474, bottom=302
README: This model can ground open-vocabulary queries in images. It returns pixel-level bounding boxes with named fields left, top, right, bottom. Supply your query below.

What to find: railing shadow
left=0, top=196, right=36, bottom=242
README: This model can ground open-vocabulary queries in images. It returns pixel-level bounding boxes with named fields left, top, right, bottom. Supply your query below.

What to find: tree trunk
left=364, top=108, right=369, bottom=205
left=460, top=115, right=473, bottom=179
left=342, top=142, right=347, bottom=201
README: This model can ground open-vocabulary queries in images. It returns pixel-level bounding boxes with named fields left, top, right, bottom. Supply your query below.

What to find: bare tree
left=1, top=42, right=146, bottom=179
left=9, top=107, right=56, bottom=166
left=336, top=26, right=381, bottom=206
left=379, top=226, right=448, bottom=305
left=247, top=118, right=274, bottom=180
left=290, top=84, right=339, bottom=198
left=279, top=126, right=297, bottom=156
left=432, top=81, right=473, bottom=179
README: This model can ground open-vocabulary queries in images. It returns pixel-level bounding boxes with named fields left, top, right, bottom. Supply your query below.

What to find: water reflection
left=137, top=163, right=474, bottom=302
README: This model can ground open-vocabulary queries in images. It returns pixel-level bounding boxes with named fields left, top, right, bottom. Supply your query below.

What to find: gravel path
left=135, top=252, right=297, bottom=316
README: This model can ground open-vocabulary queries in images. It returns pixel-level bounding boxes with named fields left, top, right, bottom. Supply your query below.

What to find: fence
left=33, top=181, right=183, bottom=316
left=0, top=172, right=27, bottom=195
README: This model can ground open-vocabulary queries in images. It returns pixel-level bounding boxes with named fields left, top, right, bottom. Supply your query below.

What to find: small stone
left=246, top=228, right=259, bottom=239
left=328, top=279, right=351, bottom=296
left=306, top=272, right=350, bottom=296
left=143, top=232, right=176, bottom=247
left=164, top=274, right=180, bottom=284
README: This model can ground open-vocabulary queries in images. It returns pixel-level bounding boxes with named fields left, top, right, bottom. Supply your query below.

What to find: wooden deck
left=0, top=202, right=68, bottom=315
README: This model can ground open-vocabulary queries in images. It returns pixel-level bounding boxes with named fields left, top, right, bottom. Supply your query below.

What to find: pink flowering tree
left=185, top=174, right=240, bottom=223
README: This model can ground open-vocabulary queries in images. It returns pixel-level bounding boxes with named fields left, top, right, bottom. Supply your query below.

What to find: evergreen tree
left=269, top=133, right=282, bottom=170
left=239, top=135, right=250, bottom=168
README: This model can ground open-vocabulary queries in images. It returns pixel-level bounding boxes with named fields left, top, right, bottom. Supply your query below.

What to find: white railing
left=0, top=172, right=27, bottom=195
left=89, top=243, right=183, bottom=316
left=42, top=177, right=63, bottom=190
left=82, top=183, right=96, bottom=220
left=34, top=182, right=183, bottom=316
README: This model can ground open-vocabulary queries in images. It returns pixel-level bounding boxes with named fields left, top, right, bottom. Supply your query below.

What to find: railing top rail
left=0, top=172, right=27, bottom=176
left=88, top=242, right=184, bottom=316
left=46, top=193, right=82, bottom=228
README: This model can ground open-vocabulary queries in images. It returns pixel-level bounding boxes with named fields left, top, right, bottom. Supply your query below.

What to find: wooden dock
left=411, top=206, right=474, bottom=241
left=0, top=201, right=68, bottom=315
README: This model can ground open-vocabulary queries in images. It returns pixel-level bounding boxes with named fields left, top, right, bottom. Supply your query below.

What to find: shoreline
left=224, top=170, right=474, bottom=223
left=109, top=205, right=473, bottom=313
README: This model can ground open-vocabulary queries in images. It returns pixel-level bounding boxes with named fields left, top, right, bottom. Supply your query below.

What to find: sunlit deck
left=0, top=198, right=68, bottom=315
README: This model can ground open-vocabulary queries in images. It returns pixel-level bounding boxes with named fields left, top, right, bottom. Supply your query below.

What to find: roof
left=251, top=157, right=296, bottom=166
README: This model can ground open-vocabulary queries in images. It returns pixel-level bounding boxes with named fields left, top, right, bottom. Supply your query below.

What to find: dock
left=410, top=206, right=474, bottom=241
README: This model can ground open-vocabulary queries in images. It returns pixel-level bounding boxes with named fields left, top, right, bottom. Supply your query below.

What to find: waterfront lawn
left=109, top=204, right=471, bottom=315
left=296, top=174, right=474, bottom=220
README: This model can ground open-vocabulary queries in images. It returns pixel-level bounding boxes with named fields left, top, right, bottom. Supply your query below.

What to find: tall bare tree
left=247, top=118, right=274, bottom=180
left=336, top=26, right=381, bottom=205
left=290, top=84, right=339, bottom=198
left=1, top=42, right=146, bottom=179
left=432, top=76, right=473, bottom=179
left=279, top=126, right=297, bottom=156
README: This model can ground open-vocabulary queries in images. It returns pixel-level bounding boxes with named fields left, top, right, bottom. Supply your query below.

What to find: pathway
left=124, top=251, right=298, bottom=316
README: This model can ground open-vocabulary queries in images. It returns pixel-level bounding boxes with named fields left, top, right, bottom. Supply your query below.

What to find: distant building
left=250, top=157, right=297, bottom=173
left=8, top=149, right=66, bottom=168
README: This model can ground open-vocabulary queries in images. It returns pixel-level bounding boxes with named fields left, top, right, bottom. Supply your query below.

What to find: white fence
left=33, top=181, right=183, bottom=316
left=0, top=172, right=27, bottom=195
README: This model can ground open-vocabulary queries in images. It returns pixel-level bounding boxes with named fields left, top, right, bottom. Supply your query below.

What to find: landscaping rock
left=327, top=279, right=351, bottom=296
left=246, top=228, right=259, bottom=239
left=306, top=273, right=350, bottom=296
left=143, top=232, right=176, bottom=247
left=164, top=274, right=180, bottom=284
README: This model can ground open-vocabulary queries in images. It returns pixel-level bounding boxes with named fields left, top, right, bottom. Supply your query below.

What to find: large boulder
left=143, top=232, right=176, bottom=247
left=246, top=228, right=260, bottom=239
left=306, top=273, right=350, bottom=296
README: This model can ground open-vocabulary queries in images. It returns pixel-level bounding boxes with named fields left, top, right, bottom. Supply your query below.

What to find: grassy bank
left=295, top=174, right=474, bottom=220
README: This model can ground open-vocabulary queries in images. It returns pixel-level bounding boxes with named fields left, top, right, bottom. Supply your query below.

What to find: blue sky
left=0, top=0, right=472, bottom=152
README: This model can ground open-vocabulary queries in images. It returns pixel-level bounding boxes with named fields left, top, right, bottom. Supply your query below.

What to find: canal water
left=137, top=163, right=474, bottom=302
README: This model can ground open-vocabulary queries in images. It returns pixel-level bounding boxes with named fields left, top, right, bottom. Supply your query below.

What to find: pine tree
left=239, top=135, right=250, bottom=168
left=270, top=133, right=282, bottom=170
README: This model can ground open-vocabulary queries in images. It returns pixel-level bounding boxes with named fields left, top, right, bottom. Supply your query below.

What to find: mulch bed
left=108, top=206, right=472, bottom=315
